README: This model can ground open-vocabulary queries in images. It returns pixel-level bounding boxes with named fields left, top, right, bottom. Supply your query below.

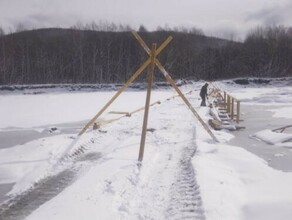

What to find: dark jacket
left=200, top=84, right=208, bottom=98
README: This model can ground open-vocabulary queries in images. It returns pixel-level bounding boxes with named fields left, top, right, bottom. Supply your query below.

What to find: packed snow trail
left=119, top=131, right=205, bottom=220
left=107, top=97, right=206, bottom=219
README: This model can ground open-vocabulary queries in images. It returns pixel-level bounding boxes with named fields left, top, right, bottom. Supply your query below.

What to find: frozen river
left=1, top=81, right=292, bottom=220
left=0, top=121, right=86, bottom=149
left=0, top=121, right=86, bottom=203
left=228, top=104, right=292, bottom=172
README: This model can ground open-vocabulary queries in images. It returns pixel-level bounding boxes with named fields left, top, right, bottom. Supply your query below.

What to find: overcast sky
left=0, top=0, right=292, bottom=40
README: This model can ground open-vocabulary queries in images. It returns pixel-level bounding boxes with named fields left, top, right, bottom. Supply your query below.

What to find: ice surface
left=1, top=79, right=292, bottom=220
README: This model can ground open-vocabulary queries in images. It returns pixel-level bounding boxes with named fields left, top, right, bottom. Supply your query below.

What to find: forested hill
left=0, top=27, right=291, bottom=85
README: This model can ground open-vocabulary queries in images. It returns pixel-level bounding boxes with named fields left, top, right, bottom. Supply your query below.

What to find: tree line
left=0, top=25, right=291, bottom=85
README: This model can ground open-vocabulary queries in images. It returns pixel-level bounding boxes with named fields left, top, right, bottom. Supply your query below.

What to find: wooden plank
left=139, top=43, right=156, bottom=161
left=130, top=101, right=160, bottom=115
left=236, top=101, right=240, bottom=124
left=209, top=119, right=222, bottom=130
left=231, top=98, right=234, bottom=119
left=207, top=81, right=224, bottom=99
left=227, top=96, right=231, bottom=114
left=272, top=125, right=292, bottom=133
left=94, top=101, right=161, bottom=128
left=109, top=111, right=130, bottom=115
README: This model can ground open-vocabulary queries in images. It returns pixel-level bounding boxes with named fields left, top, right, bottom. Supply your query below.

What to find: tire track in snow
left=118, top=121, right=205, bottom=219
left=0, top=137, right=100, bottom=220
left=166, top=142, right=205, bottom=220
left=0, top=168, right=77, bottom=220
left=127, top=97, right=206, bottom=220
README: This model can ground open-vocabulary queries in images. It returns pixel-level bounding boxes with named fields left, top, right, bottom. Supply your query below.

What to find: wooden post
left=227, top=95, right=230, bottom=115
left=236, top=101, right=240, bottom=124
left=138, top=44, right=156, bottom=161
left=231, top=97, right=234, bottom=119
left=224, top=91, right=227, bottom=105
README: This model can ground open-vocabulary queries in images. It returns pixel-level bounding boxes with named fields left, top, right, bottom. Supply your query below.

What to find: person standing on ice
left=200, top=83, right=208, bottom=106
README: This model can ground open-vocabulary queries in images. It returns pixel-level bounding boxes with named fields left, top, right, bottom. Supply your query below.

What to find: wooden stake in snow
left=138, top=43, right=157, bottom=161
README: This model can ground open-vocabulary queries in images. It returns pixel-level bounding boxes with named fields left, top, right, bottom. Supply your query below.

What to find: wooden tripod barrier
left=132, top=31, right=219, bottom=143
left=78, top=36, right=172, bottom=136
left=138, top=44, right=157, bottom=161
left=79, top=32, right=218, bottom=164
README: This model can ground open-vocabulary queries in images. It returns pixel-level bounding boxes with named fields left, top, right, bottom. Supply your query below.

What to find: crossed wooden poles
left=78, top=32, right=219, bottom=161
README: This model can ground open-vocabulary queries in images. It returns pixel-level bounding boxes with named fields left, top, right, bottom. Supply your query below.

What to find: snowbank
left=194, top=132, right=292, bottom=220
left=251, top=129, right=292, bottom=145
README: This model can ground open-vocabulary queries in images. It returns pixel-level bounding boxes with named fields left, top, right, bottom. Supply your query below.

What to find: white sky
left=0, top=0, right=292, bottom=40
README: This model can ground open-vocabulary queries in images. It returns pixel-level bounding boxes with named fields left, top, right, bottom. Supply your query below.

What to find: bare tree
left=0, top=26, right=4, bottom=36
left=138, top=25, right=148, bottom=32
left=15, top=23, right=26, bottom=33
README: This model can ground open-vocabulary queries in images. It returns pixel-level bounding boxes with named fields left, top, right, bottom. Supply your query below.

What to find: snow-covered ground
left=0, top=79, right=292, bottom=220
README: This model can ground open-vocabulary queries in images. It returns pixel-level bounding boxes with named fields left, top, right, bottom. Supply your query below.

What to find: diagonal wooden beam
left=132, top=31, right=219, bottom=142
left=132, top=31, right=151, bottom=54
left=156, top=61, right=219, bottom=142
left=79, top=34, right=172, bottom=136
left=78, top=59, right=150, bottom=136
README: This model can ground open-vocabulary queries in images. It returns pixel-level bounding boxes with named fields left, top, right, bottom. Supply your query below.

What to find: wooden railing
left=223, top=91, right=241, bottom=124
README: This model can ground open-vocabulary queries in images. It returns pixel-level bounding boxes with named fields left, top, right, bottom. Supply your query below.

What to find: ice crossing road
left=166, top=142, right=205, bottom=220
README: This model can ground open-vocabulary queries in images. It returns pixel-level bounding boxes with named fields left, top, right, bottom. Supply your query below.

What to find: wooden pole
left=138, top=44, right=156, bottom=161
left=237, top=101, right=240, bottom=124
left=78, top=37, right=172, bottom=136
left=227, top=96, right=231, bottom=115
left=272, top=125, right=292, bottom=133
left=231, top=97, right=234, bottom=119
